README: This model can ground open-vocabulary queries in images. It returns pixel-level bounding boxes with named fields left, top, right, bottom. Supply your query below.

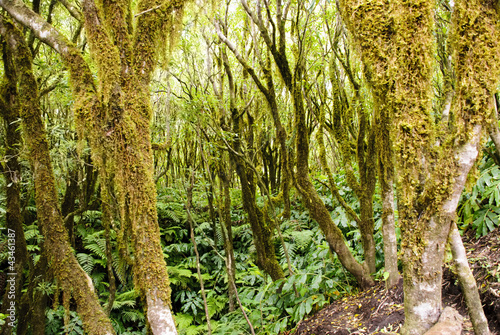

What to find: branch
left=0, top=0, right=98, bottom=106
left=214, top=20, right=270, bottom=99
left=58, top=0, right=82, bottom=21
left=241, top=0, right=293, bottom=89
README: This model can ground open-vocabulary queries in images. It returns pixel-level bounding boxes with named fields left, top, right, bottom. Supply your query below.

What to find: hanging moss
left=0, top=18, right=115, bottom=335
left=450, top=0, right=500, bottom=141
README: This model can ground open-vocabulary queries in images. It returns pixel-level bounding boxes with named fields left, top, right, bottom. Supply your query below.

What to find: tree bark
left=0, top=0, right=186, bottom=332
left=423, top=307, right=463, bottom=335
left=449, top=222, right=490, bottom=335
left=380, top=179, right=400, bottom=288
left=0, top=36, right=29, bottom=335
left=0, top=17, right=115, bottom=335
left=338, top=0, right=500, bottom=333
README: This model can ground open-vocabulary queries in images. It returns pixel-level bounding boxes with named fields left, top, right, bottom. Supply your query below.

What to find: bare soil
left=291, top=227, right=500, bottom=335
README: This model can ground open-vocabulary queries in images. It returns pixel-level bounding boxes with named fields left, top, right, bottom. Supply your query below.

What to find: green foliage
left=46, top=306, right=84, bottom=335
left=459, top=157, right=500, bottom=237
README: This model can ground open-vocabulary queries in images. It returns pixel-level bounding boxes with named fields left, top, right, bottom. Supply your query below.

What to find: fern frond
left=76, top=253, right=95, bottom=274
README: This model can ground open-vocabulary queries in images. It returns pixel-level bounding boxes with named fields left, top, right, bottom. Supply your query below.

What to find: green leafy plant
left=459, top=162, right=500, bottom=237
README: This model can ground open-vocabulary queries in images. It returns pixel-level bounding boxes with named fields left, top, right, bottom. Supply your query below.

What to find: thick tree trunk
left=0, top=45, right=28, bottom=335
left=401, top=125, right=483, bottom=335
left=0, top=18, right=115, bottom=335
left=339, top=0, right=500, bottom=333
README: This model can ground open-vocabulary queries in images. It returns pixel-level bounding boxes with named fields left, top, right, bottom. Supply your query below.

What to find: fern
left=168, top=265, right=194, bottom=289
left=82, top=210, right=102, bottom=224
left=290, top=230, right=314, bottom=251
left=76, top=253, right=95, bottom=274
left=112, top=290, right=139, bottom=310
left=24, top=224, right=41, bottom=240
left=174, top=313, right=194, bottom=329
left=91, top=271, right=105, bottom=288
left=112, top=252, right=128, bottom=284
left=121, top=310, right=144, bottom=323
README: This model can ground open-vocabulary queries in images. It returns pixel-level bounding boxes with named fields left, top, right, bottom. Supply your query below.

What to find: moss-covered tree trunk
left=338, top=0, right=500, bottom=333
left=217, top=161, right=237, bottom=311
left=230, top=107, right=284, bottom=281
left=0, top=17, right=115, bottom=335
left=17, top=251, right=52, bottom=335
left=0, top=0, right=186, bottom=332
left=0, top=34, right=29, bottom=335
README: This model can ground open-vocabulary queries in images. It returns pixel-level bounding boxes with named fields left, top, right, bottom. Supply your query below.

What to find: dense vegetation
left=0, top=0, right=499, bottom=334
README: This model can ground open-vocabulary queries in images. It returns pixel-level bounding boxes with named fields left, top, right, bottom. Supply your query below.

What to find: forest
left=0, top=0, right=499, bottom=334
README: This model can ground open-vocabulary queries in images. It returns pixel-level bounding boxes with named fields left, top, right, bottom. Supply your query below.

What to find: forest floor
left=291, top=227, right=500, bottom=335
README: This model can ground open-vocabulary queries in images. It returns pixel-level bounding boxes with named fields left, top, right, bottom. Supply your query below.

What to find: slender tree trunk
left=380, top=179, right=400, bottom=288
left=449, top=222, right=490, bottom=335
left=488, top=95, right=500, bottom=162
left=218, top=164, right=237, bottom=311
left=61, top=168, right=78, bottom=247
left=377, top=101, right=400, bottom=288
left=186, top=172, right=212, bottom=335
left=294, top=84, right=373, bottom=289
left=221, top=47, right=284, bottom=281
left=231, top=116, right=284, bottom=281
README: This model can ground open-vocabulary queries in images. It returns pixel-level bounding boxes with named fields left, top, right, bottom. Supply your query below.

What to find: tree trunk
left=0, top=17, right=115, bottom=335
left=377, top=101, right=400, bottom=288
left=230, top=107, right=284, bottom=281
left=0, top=0, right=186, bottom=331
left=0, top=39, right=29, bottom=335
left=449, top=222, right=490, bottom=335
left=218, top=164, right=237, bottom=311
left=380, top=179, right=400, bottom=288
left=294, top=84, right=373, bottom=288
left=17, top=252, right=51, bottom=335
left=338, top=0, right=500, bottom=333
left=220, top=46, right=284, bottom=281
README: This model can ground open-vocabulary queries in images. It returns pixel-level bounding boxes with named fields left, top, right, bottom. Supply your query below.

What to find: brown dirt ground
left=290, top=227, right=500, bottom=335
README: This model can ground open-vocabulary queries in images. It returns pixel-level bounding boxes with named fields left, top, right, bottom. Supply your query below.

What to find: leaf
left=310, top=274, right=322, bottom=290
left=175, top=313, right=193, bottom=329
left=76, top=253, right=94, bottom=274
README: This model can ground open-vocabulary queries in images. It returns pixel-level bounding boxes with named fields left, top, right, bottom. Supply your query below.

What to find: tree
left=0, top=0, right=187, bottom=332
left=0, top=20, right=29, bottom=335
left=337, top=0, right=500, bottom=333
left=233, top=0, right=375, bottom=288
left=0, top=17, right=114, bottom=334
